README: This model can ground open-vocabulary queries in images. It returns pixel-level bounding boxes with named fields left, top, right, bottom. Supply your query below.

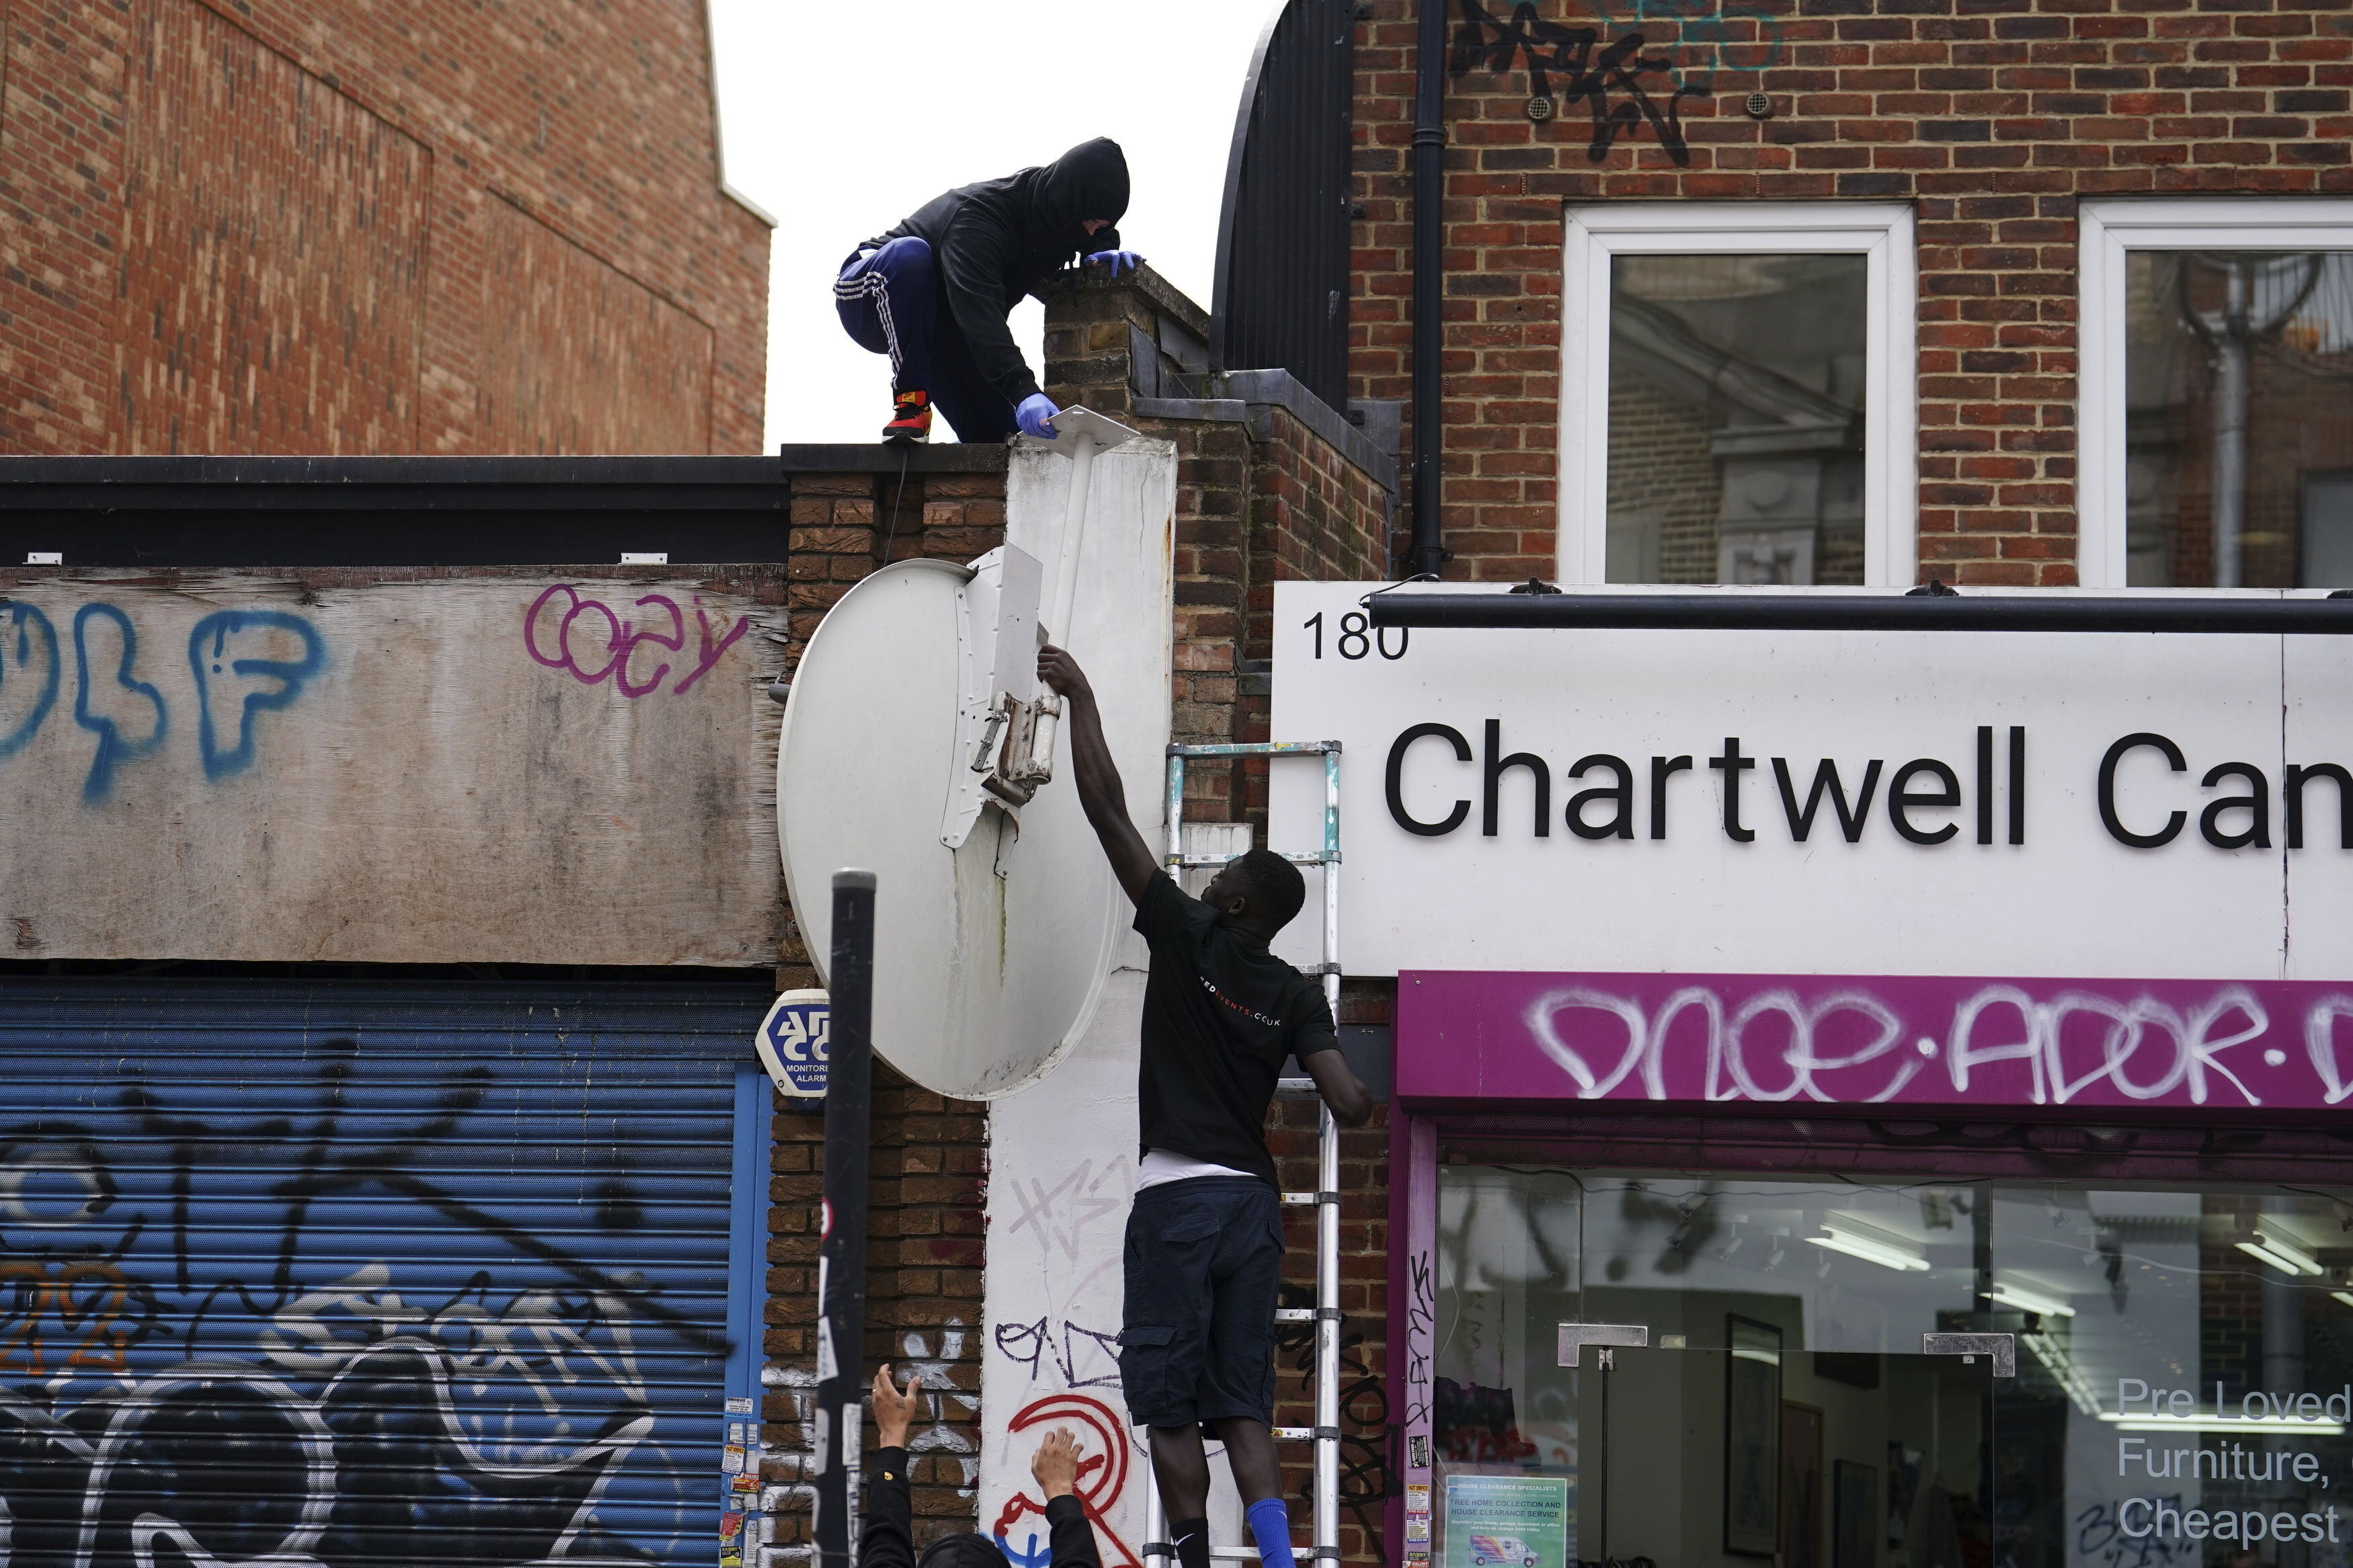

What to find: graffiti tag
left=0, top=601, right=324, bottom=799
left=1450, top=0, right=1706, bottom=166
left=524, top=584, right=750, bottom=698
left=990, top=1393, right=1142, bottom=1568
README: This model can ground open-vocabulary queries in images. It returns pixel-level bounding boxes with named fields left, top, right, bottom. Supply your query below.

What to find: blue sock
left=1246, top=1497, right=1296, bottom=1568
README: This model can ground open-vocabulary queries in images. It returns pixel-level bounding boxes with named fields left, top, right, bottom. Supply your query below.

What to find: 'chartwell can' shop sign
left=1269, top=583, right=2353, bottom=983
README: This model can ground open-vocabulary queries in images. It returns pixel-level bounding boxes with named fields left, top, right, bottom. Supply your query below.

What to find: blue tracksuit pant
left=833, top=237, right=1019, bottom=444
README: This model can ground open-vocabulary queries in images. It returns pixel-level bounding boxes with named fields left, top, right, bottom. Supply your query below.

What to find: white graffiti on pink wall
left=1398, top=972, right=2353, bottom=1110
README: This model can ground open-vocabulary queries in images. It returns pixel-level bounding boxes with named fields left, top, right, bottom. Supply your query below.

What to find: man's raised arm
left=1038, top=645, right=1158, bottom=904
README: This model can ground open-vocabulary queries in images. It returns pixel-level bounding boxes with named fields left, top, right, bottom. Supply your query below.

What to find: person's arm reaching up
left=1038, top=646, right=1157, bottom=905
left=1302, top=1045, right=1373, bottom=1128
left=1032, top=1429, right=1105, bottom=1568
left=858, top=1366, right=922, bottom=1568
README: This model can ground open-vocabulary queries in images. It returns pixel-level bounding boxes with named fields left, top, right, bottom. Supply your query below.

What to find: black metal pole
left=1408, top=0, right=1447, bottom=579
left=1363, top=589, right=2353, bottom=635
left=813, top=868, right=875, bottom=1568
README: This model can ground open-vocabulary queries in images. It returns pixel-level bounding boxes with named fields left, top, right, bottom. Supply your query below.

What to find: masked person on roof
left=835, top=138, right=1142, bottom=446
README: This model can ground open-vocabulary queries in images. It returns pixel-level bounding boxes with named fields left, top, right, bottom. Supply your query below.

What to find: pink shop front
left=1259, top=586, right=2353, bottom=1568
left=1381, top=969, right=2353, bottom=1568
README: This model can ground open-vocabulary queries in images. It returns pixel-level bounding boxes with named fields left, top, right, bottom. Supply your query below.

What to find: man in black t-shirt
left=1038, top=646, right=1371, bottom=1568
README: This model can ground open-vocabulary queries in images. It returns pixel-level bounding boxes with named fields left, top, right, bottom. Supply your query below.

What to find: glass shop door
left=1553, top=1337, right=1997, bottom=1568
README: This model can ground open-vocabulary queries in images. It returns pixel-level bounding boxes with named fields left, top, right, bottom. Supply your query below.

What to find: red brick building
left=1351, top=0, right=2353, bottom=589
left=0, top=0, right=770, bottom=454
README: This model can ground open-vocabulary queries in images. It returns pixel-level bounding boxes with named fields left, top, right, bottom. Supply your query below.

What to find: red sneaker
left=883, top=390, right=931, bottom=444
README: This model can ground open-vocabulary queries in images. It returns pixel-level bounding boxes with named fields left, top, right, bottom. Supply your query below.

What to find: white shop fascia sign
left=1267, top=582, right=2353, bottom=982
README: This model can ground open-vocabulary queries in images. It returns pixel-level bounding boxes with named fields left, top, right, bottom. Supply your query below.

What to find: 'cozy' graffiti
left=524, top=584, right=750, bottom=698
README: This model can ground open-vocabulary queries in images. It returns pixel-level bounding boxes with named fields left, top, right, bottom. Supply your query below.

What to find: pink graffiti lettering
left=523, top=583, right=750, bottom=698
left=1515, top=981, right=2282, bottom=1107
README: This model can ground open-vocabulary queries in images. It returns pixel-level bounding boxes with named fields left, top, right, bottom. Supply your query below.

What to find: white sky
left=707, top=1, right=1275, bottom=450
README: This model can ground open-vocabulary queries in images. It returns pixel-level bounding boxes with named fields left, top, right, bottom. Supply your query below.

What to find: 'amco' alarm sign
left=756, top=990, right=829, bottom=1100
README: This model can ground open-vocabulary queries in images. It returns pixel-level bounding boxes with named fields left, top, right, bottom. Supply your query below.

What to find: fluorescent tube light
left=2332, top=1290, right=2353, bottom=1309
left=2098, top=1411, right=2346, bottom=1436
left=2237, top=1233, right=2323, bottom=1277
left=1991, top=1281, right=2075, bottom=1318
left=1806, top=1226, right=1929, bottom=1272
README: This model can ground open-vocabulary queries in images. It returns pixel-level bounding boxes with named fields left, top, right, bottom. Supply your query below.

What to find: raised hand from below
left=1031, top=1427, right=1082, bottom=1500
left=872, top=1363, right=922, bottom=1448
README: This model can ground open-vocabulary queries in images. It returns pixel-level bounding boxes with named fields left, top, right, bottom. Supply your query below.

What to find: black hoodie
left=863, top=138, right=1131, bottom=407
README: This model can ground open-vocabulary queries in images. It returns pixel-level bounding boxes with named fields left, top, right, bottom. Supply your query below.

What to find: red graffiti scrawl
left=524, top=584, right=750, bottom=698
left=992, top=1393, right=1140, bottom=1568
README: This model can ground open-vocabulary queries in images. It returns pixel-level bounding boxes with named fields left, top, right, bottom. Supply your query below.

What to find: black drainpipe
left=1408, top=0, right=1448, bottom=577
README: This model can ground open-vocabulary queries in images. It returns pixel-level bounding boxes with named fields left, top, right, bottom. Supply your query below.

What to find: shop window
left=2079, top=200, right=2353, bottom=589
left=1433, top=1165, right=2353, bottom=1568
left=1560, top=204, right=1917, bottom=588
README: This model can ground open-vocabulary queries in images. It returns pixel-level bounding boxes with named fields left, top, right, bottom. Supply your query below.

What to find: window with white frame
left=2080, top=199, right=2353, bottom=589
left=1558, top=203, right=1917, bottom=588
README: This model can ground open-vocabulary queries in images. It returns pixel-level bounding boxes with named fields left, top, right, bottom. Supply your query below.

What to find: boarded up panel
left=476, top=200, right=715, bottom=454
left=0, top=573, right=785, bottom=965
left=114, top=0, right=430, bottom=454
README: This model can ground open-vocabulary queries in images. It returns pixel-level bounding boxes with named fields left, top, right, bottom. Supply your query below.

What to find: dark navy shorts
left=1119, top=1177, right=1285, bottom=1430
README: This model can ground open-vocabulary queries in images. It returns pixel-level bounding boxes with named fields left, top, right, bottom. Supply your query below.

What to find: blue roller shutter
left=0, top=981, right=768, bottom=1568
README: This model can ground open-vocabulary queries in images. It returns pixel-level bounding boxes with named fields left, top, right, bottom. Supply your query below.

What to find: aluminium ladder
left=1145, top=739, right=1347, bottom=1568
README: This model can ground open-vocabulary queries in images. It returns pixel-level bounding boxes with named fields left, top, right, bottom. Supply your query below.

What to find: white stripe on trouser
left=832, top=262, right=905, bottom=384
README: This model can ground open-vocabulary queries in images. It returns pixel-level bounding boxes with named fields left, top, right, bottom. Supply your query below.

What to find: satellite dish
left=776, top=411, right=1152, bottom=1100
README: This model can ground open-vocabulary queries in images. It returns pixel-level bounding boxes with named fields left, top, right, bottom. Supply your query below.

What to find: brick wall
left=1270, top=1098, right=1396, bottom=1568
left=0, top=0, right=770, bottom=456
left=766, top=450, right=1010, bottom=1561
left=1043, top=266, right=1398, bottom=1567
left=763, top=1069, right=990, bottom=1565
left=758, top=278, right=1396, bottom=1564
left=1349, top=0, right=2353, bottom=585
left=1042, top=264, right=1394, bottom=828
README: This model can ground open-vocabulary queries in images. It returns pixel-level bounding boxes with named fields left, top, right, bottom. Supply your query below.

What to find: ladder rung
left=1275, top=1076, right=1316, bottom=1094
left=1169, top=854, right=1336, bottom=868
left=1274, top=1307, right=1314, bottom=1322
left=1271, top=1426, right=1313, bottom=1441
left=1281, top=1190, right=1341, bottom=1206
left=1166, top=741, right=1342, bottom=757
left=1207, top=1551, right=1262, bottom=1562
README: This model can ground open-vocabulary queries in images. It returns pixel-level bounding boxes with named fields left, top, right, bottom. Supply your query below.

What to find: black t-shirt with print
left=1133, top=870, right=1341, bottom=1188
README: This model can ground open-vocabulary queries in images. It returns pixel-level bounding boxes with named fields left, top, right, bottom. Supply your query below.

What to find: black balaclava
left=1032, top=137, right=1131, bottom=245
left=917, top=1532, right=1010, bottom=1568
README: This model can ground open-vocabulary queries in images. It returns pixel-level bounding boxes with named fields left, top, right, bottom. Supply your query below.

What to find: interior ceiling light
left=1991, top=1280, right=2076, bottom=1318
left=1806, top=1223, right=1929, bottom=1272
left=2238, top=1229, right=2323, bottom=1278
left=2099, top=1411, right=2347, bottom=1436
left=2332, top=1290, right=2353, bottom=1310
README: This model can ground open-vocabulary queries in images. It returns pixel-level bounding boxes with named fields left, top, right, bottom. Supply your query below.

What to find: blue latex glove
left=1016, top=393, right=1060, bottom=440
left=1086, top=249, right=1144, bottom=278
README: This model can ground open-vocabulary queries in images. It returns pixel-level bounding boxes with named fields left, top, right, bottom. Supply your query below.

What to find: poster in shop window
left=1442, top=1471, right=1572, bottom=1568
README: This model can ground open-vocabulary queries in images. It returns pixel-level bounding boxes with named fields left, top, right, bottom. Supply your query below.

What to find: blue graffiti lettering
left=997, top=1533, right=1053, bottom=1568
left=0, top=603, right=60, bottom=760
left=189, top=610, right=327, bottom=780
left=71, top=603, right=169, bottom=802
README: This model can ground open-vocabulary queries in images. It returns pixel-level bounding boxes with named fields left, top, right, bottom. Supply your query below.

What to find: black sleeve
left=1290, top=977, right=1341, bottom=1061
left=1131, top=870, right=1211, bottom=950
left=935, top=210, right=1044, bottom=406
left=1046, top=1495, right=1105, bottom=1568
left=857, top=1446, right=917, bottom=1568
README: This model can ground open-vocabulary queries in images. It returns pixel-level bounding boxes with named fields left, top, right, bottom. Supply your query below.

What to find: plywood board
left=0, top=571, right=785, bottom=965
